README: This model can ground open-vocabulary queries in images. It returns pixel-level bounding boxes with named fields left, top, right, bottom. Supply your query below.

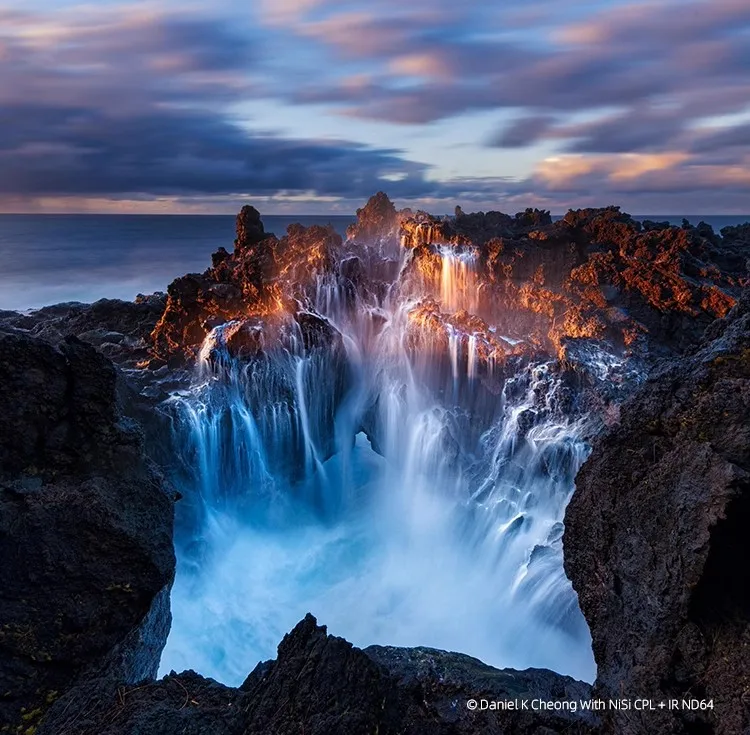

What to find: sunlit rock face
left=399, top=204, right=739, bottom=363
left=139, top=193, right=743, bottom=689
left=150, top=213, right=344, bottom=364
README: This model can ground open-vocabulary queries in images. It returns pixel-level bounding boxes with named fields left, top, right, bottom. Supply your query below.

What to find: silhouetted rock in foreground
left=39, top=614, right=597, bottom=735
left=565, top=294, right=750, bottom=735
left=0, top=330, right=175, bottom=733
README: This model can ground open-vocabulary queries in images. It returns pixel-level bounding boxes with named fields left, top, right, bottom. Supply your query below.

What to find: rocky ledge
left=38, top=614, right=596, bottom=735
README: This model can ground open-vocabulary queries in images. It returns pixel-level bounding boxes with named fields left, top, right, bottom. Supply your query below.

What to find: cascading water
left=159, top=236, right=605, bottom=686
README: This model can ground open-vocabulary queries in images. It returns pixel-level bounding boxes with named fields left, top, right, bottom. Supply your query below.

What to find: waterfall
left=438, top=246, right=480, bottom=314
left=159, top=238, right=602, bottom=687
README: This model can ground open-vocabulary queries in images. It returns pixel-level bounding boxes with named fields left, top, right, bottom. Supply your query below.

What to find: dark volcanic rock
left=564, top=295, right=750, bottom=735
left=0, top=331, right=175, bottom=733
left=147, top=197, right=745, bottom=376
left=400, top=204, right=744, bottom=361
left=39, top=614, right=598, bottom=735
left=366, top=644, right=597, bottom=733
left=234, top=204, right=268, bottom=250
left=0, top=295, right=166, bottom=368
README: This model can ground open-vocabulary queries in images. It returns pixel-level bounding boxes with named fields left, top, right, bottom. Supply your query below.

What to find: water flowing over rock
left=150, top=218, right=344, bottom=364
left=400, top=205, right=741, bottom=360
left=2, top=194, right=748, bottom=735
left=142, top=196, right=744, bottom=692
left=0, top=331, right=175, bottom=733
left=565, top=294, right=750, bottom=734
left=345, top=190, right=403, bottom=250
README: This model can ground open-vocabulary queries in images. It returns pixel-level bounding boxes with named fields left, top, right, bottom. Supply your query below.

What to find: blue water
left=0, top=213, right=746, bottom=312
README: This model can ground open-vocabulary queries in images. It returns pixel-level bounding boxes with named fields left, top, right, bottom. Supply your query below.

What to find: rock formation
left=399, top=204, right=743, bottom=360
left=150, top=219, right=343, bottom=365
left=135, top=195, right=745, bottom=407
left=345, top=190, right=402, bottom=247
left=565, top=295, right=750, bottom=734
left=0, top=331, right=175, bottom=734
left=38, top=614, right=597, bottom=735
left=0, top=295, right=166, bottom=370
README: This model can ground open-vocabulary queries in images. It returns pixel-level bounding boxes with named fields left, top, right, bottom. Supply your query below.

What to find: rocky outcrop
left=0, top=331, right=175, bottom=734
left=39, top=614, right=598, bottom=735
left=0, top=295, right=166, bottom=369
left=345, top=190, right=402, bottom=248
left=151, top=218, right=343, bottom=364
left=401, top=205, right=743, bottom=362
left=143, top=198, right=745, bottom=415
left=564, top=295, right=750, bottom=734
left=399, top=207, right=552, bottom=249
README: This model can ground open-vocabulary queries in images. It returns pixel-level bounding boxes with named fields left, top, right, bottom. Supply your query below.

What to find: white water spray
left=160, top=241, right=601, bottom=686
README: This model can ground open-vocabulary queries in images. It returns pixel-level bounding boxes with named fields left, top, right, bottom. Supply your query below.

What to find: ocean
left=0, top=213, right=746, bottom=312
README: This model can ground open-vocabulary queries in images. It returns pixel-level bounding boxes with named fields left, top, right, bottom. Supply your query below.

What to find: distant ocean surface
left=0, top=213, right=747, bottom=312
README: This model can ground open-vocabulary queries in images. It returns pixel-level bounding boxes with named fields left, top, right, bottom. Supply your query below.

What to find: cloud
left=489, top=116, right=557, bottom=148
left=689, top=123, right=750, bottom=154
left=284, top=0, right=749, bottom=136
left=0, top=104, right=440, bottom=198
left=1, top=0, right=749, bottom=214
left=0, top=6, right=453, bottom=202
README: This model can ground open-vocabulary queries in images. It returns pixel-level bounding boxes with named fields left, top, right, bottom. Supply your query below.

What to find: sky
left=0, top=0, right=748, bottom=214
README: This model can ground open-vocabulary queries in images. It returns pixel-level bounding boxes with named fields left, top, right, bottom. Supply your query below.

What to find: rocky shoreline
left=1, top=195, right=748, bottom=734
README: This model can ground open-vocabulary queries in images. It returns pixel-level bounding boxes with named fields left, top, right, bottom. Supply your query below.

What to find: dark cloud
left=689, top=123, right=750, bottom=154
left=0, top=103, right=450, bottom=199
left=489, top=116, right=557, bottom=148
left=0, top=7, right=451, bottom=201
left=560, top=109, right=687, bottom=154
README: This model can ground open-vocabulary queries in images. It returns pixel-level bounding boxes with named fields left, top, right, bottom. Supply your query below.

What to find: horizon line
left=1, top=210, right=749, bottom=218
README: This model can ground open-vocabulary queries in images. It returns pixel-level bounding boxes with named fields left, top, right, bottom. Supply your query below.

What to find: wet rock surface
left=0, top=331, right=175, bottom=734
left=38, top=614, right=598, bottom=735
left=150, top=218, right=343, bottom=364
left=400, top=204, right=744, bottom=360
left=565, top=295, right=750, bottom=734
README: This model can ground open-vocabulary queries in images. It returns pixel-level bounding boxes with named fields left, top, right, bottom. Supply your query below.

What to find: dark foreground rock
left=39, top=614, right=597, bottom=735
left=565, top=294, right=750, bottom=735
left=0, top=331, right=175, bottom=733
